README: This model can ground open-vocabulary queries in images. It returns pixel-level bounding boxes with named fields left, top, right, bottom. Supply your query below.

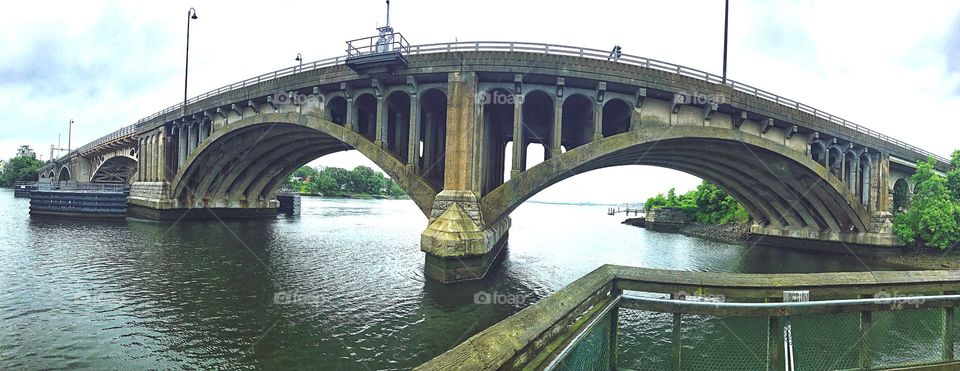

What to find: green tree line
left=1, top=145, right=44, bottom=186
left=644, top=180, right=750, bottom=225
left=893, top=151, right=960, bottom=250
left=287, top=165, right=405, bottom=199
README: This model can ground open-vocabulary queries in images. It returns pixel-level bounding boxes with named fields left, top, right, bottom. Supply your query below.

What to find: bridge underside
left=479, top=125, right=894, bottom=247
left=127, top=114, right=439, bottom=222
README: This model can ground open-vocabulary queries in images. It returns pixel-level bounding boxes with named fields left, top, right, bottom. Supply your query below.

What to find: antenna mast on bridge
left=376, top=0, right=394, bottom=53
left=344, top=0, right=409, bottom=73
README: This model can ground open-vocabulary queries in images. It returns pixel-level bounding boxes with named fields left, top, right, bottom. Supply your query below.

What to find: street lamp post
left=68, top=119, right=73, bottom=152
left=722, top=0, right=729, bottom=84
left=295, top=53, right=302, bottom=72
left=183, top=7, right=198, bottom=116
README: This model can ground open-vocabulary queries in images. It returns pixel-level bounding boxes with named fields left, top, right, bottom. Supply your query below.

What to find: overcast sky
left=2, top=1, right=958, bottom=203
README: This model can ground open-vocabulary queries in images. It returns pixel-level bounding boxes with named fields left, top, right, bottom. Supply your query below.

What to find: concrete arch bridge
left=41, top=41, right=951, bottom=282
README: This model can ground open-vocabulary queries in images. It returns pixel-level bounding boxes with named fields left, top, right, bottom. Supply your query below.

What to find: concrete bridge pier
left=420, top=72, right=511, bottom=282
left=421, top=191, right=510, bottom=282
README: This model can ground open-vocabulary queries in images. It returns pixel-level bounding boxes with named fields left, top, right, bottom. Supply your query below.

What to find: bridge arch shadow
left=480, top=126, right=871, bottom=236
left=169, top=113, right=439, bottom=216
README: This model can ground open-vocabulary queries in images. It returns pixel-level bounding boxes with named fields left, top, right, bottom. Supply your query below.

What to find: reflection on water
left=0, top=189, right=898, bottom=369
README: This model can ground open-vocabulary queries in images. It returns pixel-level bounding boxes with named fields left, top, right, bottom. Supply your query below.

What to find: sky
left=1, top=0, right=958, bottom=204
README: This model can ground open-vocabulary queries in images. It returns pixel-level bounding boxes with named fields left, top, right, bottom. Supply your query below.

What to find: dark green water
left=0, top=188, right=900, bottom=369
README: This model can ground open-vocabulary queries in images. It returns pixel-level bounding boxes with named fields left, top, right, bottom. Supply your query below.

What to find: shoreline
left=624, top=218, right=960, bottom=271
left=294, top=193, right=409, bottom=201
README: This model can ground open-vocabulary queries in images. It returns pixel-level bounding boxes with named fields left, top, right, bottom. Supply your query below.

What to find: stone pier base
left=126, top=181, right=277, bottom=221
left=751, top=224, right=899, bottom=247
left=127, top=204, right=278, bottom=221
left=420, top=190, right=511, bottom=283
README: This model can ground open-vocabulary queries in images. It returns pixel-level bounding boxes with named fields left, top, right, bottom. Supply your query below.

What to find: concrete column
left=511, top=96, right=523, bottom=178
left=154, top=134, right=161, bottom=182
left=199, top=121, right=208, bottom=142
left=178, top=125, right=187, bottom=167
left=407, top=94, right=420, bottom=171
left=137, top=138, right=145, bottom=182
left=375, top=96, right=386, bottom=147
left=144, top=136, right=153, bottom=182
left=345, top=98, right=355, bottom=132
left=550, top=97, right=562, bottom=160
left=593, top=102, right=604, bottom=141
left=421, top=71, right=511, bottom=283
left=193, top=123, right=201, bottom=151
left=848, top=156, right=859, bottom=194
left=188, top=122, right=198, bottom=154
left=876, top=154, right=890, bottom=212
left=157, top=128, right=167, bottom=182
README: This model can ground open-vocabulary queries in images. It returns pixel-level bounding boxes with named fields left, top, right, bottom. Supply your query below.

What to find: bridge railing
left=417, top=265, right=960, bottom=370
left=102, top=41, right=945, bottom=165
left=78, top=123, right=138, bottom=155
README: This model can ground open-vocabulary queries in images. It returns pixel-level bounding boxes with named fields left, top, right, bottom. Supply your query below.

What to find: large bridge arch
left=480, top=125, right=871, bottom=235
left=169, top=112, right=439, bottom=216
left=91, top=155, right=138, bottom=184
left=57, top=166, right=71, bottom=182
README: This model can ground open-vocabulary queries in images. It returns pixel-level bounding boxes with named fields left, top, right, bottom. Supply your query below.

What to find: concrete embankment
left=622, top=208, right=751, bottom=244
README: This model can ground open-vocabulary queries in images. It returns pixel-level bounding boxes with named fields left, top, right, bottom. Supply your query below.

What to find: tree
left=315, top=174, right=339, bottom=196
left=15, top=145, right=35, bottom=158
left=644, top=181, right=749, bottom=224
left=893, top=157, right=960, bottom=249
left=385, top=178, right=405, bottom=198
left=947, top=150, right=960, bottom=202
left=1, top=146, right=43, bottom=186
left=644, top=193, right=667, bottom=212
left=348, top=166, right=384, bottom=195
left=284, top=164, right=406, bottom=198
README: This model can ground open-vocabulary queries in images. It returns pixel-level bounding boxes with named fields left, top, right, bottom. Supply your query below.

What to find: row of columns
left=137, top=128, right=167, bottom=182
left=336, top=88, right=447, bottom=185
left=136, top=119, right=211, bottom=183
left=506, top=94, right=610, bottom=180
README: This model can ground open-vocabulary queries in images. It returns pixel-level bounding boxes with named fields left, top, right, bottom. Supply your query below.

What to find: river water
left=0, top=189, right=899, bottom=369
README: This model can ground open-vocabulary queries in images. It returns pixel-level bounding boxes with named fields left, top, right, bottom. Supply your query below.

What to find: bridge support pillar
left=421, top=190, right=510, bottom=282
left=419, top=70, right=511, bottom=283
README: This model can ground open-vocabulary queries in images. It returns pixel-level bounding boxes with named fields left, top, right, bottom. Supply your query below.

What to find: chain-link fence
left=550, top=293, right=960, bottom=370
left=551, top=311, right=612, bottom=370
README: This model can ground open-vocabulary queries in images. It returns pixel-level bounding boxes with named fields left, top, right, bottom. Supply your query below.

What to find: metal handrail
left=81, top=41, right=944, bottom=165
left=345, top=32, right=410, bottom=57
left=621, top=293, right=960, bottom=316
